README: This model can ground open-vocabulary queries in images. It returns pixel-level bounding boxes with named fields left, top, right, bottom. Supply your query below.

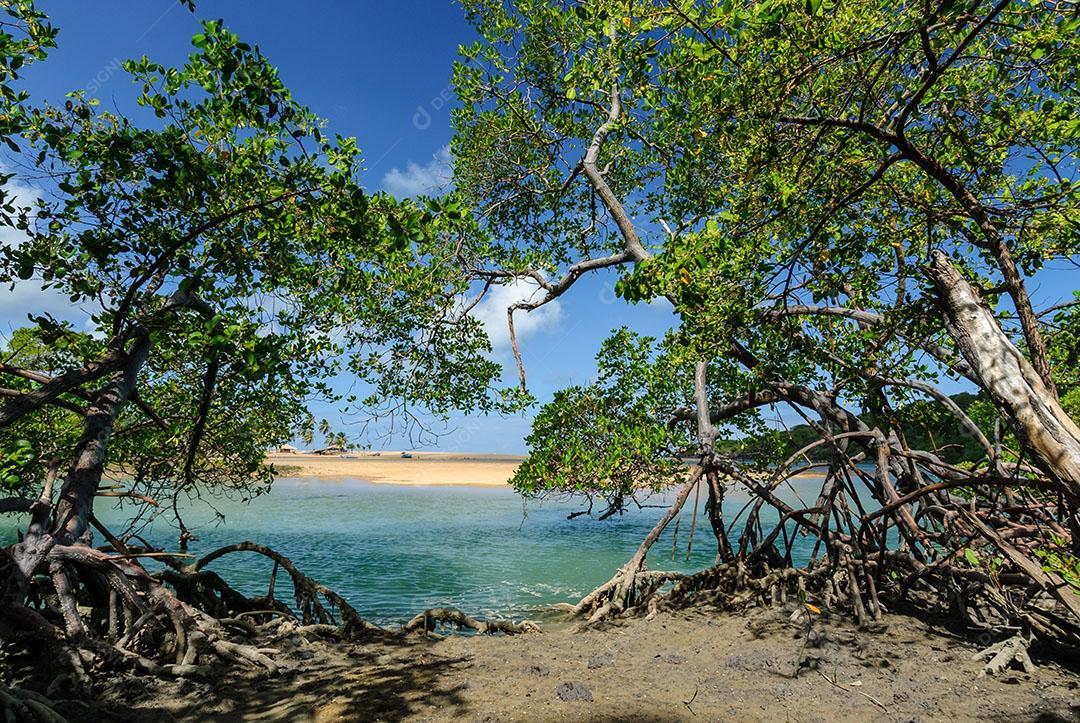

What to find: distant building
left=276, top=444, right=299, bottom=454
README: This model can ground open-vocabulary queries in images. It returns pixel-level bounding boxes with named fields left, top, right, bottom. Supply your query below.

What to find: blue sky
left=1, top=1, right=676, bottom=453
left=3, top=2, right=1076, bottom=453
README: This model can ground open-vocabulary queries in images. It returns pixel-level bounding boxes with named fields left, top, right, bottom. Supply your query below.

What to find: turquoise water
left=1, top=478, right=819, bottom=626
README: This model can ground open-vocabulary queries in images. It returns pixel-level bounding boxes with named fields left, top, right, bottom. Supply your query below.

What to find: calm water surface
left=1, top=478, right=819, bottom=625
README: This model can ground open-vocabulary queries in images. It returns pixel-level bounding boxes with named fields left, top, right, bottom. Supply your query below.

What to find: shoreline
left=265, top=452, right=829, bottom=497
left=266, top=452, right=523, bottom=487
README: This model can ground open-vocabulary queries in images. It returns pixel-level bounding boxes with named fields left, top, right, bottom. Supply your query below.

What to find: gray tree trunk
left=927, top=251, right=1080, bottom=501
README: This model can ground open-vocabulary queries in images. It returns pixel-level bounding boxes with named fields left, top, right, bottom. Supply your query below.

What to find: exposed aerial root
left=157, top=541, right=390, bottom=638
left=569, top=568, right=688, bottom=623
left=403, top=607, right=540, bottom=637
left=553, top=431, right=1080, bottom=681
left=973, top=632, right=1036, bottom=676
left=0, top=684, right=68, bottom=723
left=3, top=533, right=539, bottom=710
left=566, top=472, right=703, bottom=622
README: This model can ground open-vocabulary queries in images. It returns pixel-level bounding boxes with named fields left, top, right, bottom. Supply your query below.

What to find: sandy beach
left=265, top=452, right=835, bottom=507
left=265, top=452, right=830, bottom=502
left=266, top=451, right=522, bottom=487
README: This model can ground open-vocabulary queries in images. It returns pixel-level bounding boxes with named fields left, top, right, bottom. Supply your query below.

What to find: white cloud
left=381, top=145, right=453, bottom=198
left=0, top=172, right=42, bottom=249
left=0, top=172, right=93, bottom=338
left=469, top=277, right=563, bottom=354
left=0, top=281, right=87, bottom=340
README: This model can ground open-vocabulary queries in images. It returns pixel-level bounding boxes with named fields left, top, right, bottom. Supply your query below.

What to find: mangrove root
left=0, top=684, right=68, bottom=723
left=973, top=632, right=1036, bottom=676
left=403, top=607, right=541, bottom=636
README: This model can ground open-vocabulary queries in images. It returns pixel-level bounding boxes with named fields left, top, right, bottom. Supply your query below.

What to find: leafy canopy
left=454, top=0, right=1077, bottom=502
left=0, top=10, right=505, bottom=529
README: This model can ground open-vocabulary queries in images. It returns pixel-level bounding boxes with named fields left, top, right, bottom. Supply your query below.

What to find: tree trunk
left=5, top=335, right=151, bottom=610
left=51, top=334, right=151, bottom=543
left=705, top=470, right=733, bottom=564
left=927, top=251, right=1080, bottom=501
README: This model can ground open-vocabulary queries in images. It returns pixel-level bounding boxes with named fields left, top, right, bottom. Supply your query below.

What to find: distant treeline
left=717, top=392, right=988, bottom=465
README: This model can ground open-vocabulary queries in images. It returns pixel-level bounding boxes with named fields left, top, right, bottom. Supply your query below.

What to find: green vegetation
left=739, top=391, right=989, bottom=465
left=0, top=0, right=1078, bottom=709
left=454, top=0, right=1080, bottom=632
left=513, top=330, right=695, bottom=515
left=0, top=2, right=510, bottom=695
left=0, top=13, right=509, bottom=531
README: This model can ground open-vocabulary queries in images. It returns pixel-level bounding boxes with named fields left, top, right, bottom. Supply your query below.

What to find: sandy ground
left=265, top=453, right=827, bottom=499
left=266, top=452, right=523, bottom=487
left=84, top=605, right=1080, bottom=722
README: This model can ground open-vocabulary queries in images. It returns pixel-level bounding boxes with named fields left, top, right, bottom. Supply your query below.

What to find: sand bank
left=266, top=451, right=522, bottom=487
left=265, top=453, right=833, bottom=502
